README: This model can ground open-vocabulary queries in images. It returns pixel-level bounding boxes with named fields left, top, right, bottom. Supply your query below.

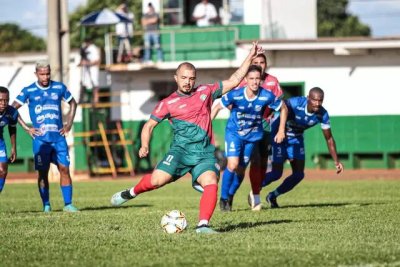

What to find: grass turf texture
left=1, top=179, right=399, bottom=267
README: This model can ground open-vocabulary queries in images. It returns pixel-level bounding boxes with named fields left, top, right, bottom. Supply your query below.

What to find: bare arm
left=274, top=101, right=288, bottom=144
left=221, top=42, right=264, bottom=95
left=139, top=118, right=159, bottom=158
left=211, top=102, right=224, bottom=120
left=8, top=124, right=17, bottom=163
left=322, top=128, right=344, bottom=174
left=60, top=98, right=77, bottom=136
left=12, top=101, right=40, bottom=138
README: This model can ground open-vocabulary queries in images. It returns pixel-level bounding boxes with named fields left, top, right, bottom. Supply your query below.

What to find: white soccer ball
left=160, top=210, right=188, bottom=234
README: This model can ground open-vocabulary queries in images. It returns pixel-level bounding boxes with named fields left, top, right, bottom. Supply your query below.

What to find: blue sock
left=39, top=186, right=50, bottom=206
left=262, top=169, right=283, bottom=187
left=228, top=174, right=244, bottom=197
left=275, top=172, right=304, bottom=195
left=221, top=168, right=235, bottom=200
left=61, top=185, right=73, bottom=206
left=0, top=178, right=5, bottom=192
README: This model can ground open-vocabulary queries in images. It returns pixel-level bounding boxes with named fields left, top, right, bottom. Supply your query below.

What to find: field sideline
left=1, top=171, right=400, bottom=267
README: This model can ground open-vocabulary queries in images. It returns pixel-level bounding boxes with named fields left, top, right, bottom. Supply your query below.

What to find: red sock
left=199, top=184, right=218, bottom=222
left=133, top=174, right=157, bottom=195
left=249, top=164, right=266, bottom=195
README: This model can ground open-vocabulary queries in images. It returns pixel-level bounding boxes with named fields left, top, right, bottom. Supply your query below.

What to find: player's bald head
left=176, top=62, right=196, bottom=75
left=309, top=87, right=324, bottom=98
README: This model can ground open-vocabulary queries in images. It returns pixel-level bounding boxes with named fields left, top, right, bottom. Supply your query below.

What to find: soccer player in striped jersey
left=0, top=87, right=18, bottom=193
left=211, top=65, right=287, bottom=211
left=111, top=42, right=264, bottom=234
left=262, top=87, right=344, bottom=208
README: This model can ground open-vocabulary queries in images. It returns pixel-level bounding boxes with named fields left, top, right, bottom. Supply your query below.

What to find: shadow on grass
left=218, top=219, right=292, bottom=232
left=279, top=202, right=381, bottom=209
left=80, top=204, right=152, bottom=211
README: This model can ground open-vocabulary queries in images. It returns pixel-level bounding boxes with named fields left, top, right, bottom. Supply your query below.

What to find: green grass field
left=1, top=178, right=399, bottom=267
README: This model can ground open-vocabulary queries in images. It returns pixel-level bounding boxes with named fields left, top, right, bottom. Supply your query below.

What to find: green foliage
left=0, top=23, right=46, bottom=52
left=1, top=179, right=399, bottom=266
left=318, top=0, right=371, bottom=37
left=69, top=0, right=143, bottom=49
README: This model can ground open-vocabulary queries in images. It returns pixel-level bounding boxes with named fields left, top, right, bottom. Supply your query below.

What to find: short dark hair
left=176, top=62, right=196, bottom=75
left=247, top=64, right=262, bottom=76
left=253, top=53, right=267, bottom=63
left=309, top=87, right=324, bottom=97
left=0, top=86, right=9, bottom=94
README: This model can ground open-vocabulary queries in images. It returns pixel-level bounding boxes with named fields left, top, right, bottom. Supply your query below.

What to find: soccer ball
left=160, top=210, right=188, bottom=234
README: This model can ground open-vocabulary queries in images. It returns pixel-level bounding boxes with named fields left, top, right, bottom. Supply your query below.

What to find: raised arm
left=322, top=128, right=344, bottom=174
left=221, top=42, right=264, bottom=95
left=139, top=118, right=159, bottom=158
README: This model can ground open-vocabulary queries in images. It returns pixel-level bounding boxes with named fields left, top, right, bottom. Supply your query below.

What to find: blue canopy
left=80, top=8, right=131, bottom=26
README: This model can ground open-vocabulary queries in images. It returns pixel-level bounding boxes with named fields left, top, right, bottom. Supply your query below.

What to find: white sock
left=129, top=187, right=136, bottom=197
left=198, top=220, right=209, bottom=227
left=253, top=194, right=261, bottom=205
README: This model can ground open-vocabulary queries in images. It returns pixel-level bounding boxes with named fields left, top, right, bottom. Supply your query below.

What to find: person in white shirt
left=115, top=3, right=134, bottom=63
left=192, top=0, right=218, bottom=27
left=79, top=38, right=100, bottom=104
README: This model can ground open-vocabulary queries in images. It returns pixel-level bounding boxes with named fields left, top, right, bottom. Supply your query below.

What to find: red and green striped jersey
left=151, top=82, right=223, bottom=154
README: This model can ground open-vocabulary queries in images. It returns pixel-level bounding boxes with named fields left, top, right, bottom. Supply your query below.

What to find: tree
left=0, top=23, right=46, bottom=52
left=69, top=0, right=143, bottom=49
left=318, top=0, right=371, bottom=37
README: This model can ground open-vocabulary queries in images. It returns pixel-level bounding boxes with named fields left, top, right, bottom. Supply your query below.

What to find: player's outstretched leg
left=267, top=171, right=304, bottom=208
left=111, top=173, right=156, bottom=206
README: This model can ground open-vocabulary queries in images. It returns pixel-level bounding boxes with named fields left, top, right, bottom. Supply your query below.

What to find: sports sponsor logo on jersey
left=36, top=113, right=60, bottom=124
left=178, top=104, right=187, bottom=109
left=255, top=105, right=262, bottom=111
left=52, top=84, right=62, bottom=89
left=247, top=103, right=253, bottom=108
left=258, top=96, right=268, bottom=100
left=50, top=93, right=58, bottom=100
left=27, top=88, right=37, bottom=92
left=35, top=105, right=43, bottom=114
left=296, top=106, right=304, bottom=111
left=167, top=98, right=180, bottom=105
left=238, top=106, right=245, bottom=110
left=295, top=115, right=301, bottom=119
left=43, top=92, right=49, bottom=97
left=197, top=86, right=208, bottom=92
left=200, top=94, right=207, bottom=101
left=233, top=96, right=244, bottom=100
left=43, top=104, right=59, bottom=111
left=40, top=124, right=59, bottom=133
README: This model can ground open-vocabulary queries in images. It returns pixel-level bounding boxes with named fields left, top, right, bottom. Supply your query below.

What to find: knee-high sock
left=132, top=174, right=157, bottom=195
left=220, top=168, right=235, bottom=200
left=61, top=185, right=73, bottom=206
left=249, top=165, right=265, bottom=194
left=274, top=172, right=305, bottom=196
left=262, top=169, right=283, bottom=187
left=38, top=184, right=50, bottom=206
left=199, top=184, right=218, bottom=222
left=228, top=173, right=244, bottom=197
left=0, top=178, right=5, bottom=192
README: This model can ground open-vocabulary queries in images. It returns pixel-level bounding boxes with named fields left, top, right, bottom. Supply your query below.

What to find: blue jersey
left=273, top=96, right=330, bottom=141
left=15, top=80, right=73, bottom=143
left=0, top=105, right=18, bottom=140
left=221, top=86, right=282, bottom=142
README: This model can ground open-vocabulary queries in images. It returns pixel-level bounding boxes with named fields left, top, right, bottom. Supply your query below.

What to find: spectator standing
left=115, top=3, right=134, bottom=63
left=142, top=3, right=163, bottom=63
left=192, top=0, right=218, bottom=27
left=79, top=38, right=100, bottom=104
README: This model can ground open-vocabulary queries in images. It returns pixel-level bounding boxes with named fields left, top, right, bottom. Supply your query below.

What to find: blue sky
left=0, top=0, right=399, bottom=38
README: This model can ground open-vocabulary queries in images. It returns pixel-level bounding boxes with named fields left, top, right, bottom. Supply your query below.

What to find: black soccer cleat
left=219, top=198, right=231, bottom=212
left=266, top=192, right=279, bottom=209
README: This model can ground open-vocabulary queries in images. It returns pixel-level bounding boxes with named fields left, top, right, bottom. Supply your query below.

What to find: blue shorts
left=33, top=138, right=70, bottom=170
left=272, top=137, right=305, bottom=163
left=224, top=131, right=256, bottom=167
left=0, top=139, right=8, bottom=163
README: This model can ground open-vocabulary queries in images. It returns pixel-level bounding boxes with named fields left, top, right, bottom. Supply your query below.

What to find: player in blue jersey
left=211, top=65, right=288, bottom=211
left=0, top=87, right=18, bottom=193
left=12, top=61, right=79, bottom=212
left=261, top=87, right=344, bottom=208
